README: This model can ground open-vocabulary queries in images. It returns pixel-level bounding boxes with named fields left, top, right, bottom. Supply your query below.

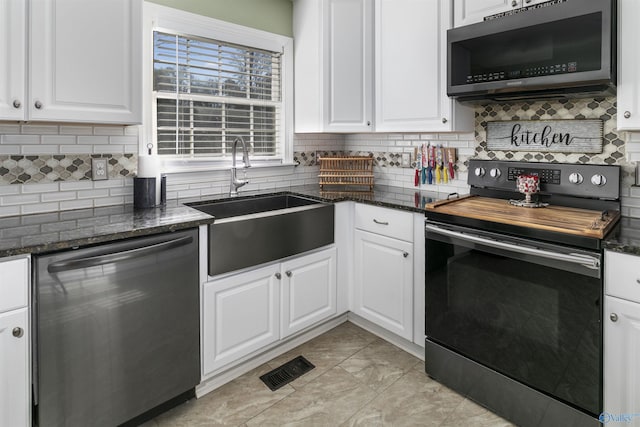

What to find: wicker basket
left=318, top=155, right=374, bottom=190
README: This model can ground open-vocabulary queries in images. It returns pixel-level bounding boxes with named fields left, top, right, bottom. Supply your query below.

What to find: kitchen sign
left=486, top=120, right=603, bottom=153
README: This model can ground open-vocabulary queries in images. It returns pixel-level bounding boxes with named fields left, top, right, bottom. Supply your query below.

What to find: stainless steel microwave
left=447, top=0, right=616, bottom=103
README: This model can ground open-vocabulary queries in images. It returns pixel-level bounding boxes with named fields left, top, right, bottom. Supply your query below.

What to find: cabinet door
left=0, top=257, right=29, bottom=314
left=202, top=264, right=280, bottom=375
left=281, top=247, right=337, bottom=338
left=354, top=229, right=413, bottom=340
left=325, top=0, right=374, bottom=132
left=375, top=0, right=446, bottom=132
left=29, top=0, right=142, bottom=124
left=604, top=296, right=640, bottom=423
left=0, top=0, right=25, bottom=120
left=0, top=308, right=29, bottom=427
left=618, top=0, right=640, bottom=130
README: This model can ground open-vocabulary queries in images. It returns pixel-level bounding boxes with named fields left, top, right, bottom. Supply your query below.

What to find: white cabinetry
left=202, top=247, right=337, bottom=375
left=202, top=264, right=280, bottom=374
left=604, top=295, right=640, bottom=424
left=453, top=0, right=547, bottom=27
left=281, top=248, right=337, bottom=337
left=294, top=0, right=472, bottom=133
left=0, top=0, right=26, bottom=120
left=0, top=0, right=141, bottom=124
left=604, top=250, right=640, bottom=423
left=375, top=0, right=471, bottom=132
left=353, top=204, right=413, bottom=340
left=0, top=256, right=29, bottom=427
left=293, top=0, right=373, bottom=132
left=617, top=0, right=640, bottom=131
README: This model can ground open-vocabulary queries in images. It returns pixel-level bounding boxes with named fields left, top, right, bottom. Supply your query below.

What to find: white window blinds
left=153, top=31, right=282, bottom=158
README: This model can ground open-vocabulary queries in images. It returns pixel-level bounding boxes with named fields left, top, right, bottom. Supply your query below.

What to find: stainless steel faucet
left=229, top=136, right=251, bottom=196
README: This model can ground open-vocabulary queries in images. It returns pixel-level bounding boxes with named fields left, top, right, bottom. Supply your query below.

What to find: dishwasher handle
left=47, top=235, right=194, bottom=273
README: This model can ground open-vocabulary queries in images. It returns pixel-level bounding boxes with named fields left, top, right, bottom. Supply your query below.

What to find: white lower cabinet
left=604, top=295, right=640, bottom=423
left=353, top=229, right=413, bottom=340
left=0, top=308, right=28, bottom=427
left=604, top=250, right=640, bottom=422
left=202, top=264, right=281, bottom=374
left=202, top=247, right=337, bottom=375
left=0, top=255, right=29, bottom=427
left=281, top=248, right=337, bottom=338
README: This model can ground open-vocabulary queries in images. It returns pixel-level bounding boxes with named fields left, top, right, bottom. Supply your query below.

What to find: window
left=144, top=3, right=293, bottom=168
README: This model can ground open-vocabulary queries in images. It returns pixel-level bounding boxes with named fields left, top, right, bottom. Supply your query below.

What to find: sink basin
left=188, top=194, right=322, bottom=220
left=187, top=195, right=334, bottom=276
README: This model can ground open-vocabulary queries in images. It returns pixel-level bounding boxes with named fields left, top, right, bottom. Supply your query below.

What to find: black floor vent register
left=260, top=356, right=315, bottom=391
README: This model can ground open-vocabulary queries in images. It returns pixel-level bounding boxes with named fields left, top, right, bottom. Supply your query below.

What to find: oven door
left=425, top=221, right=602, bottom=417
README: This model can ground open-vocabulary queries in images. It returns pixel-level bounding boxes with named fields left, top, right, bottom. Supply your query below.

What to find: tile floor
left=146, top=322, right=513, bottom=426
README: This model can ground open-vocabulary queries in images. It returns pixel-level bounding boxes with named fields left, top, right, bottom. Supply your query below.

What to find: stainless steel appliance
left=447, top=0, right=616, bottom=103
left=425, top=160, right=620, bottom=427
left=33, top=229, right=200, bottom=427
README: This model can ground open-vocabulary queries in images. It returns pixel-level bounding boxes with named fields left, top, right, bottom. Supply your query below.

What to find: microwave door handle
left=46, top=235, right=194, bottom=274
left=425, top=224, right=600, bottom=270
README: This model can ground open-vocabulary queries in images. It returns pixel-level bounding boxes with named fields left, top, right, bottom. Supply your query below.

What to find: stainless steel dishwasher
left=32, top=228, right=200, bottom=427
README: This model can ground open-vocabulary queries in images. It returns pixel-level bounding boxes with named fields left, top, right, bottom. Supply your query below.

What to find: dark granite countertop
left=604, top=216, right=640, bottom=256
left=178, top=184, right=458, bottom=214
left=0, top=204, right=215, bottom=257
left=0, top=184, right=450, bottom=258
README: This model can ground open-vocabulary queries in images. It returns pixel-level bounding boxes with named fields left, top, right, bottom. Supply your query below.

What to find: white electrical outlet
left=91, top=158, right=108, bottom=181
left=401, top=152, right=411, bottom=168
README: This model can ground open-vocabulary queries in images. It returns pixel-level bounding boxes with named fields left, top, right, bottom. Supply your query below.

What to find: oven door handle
left=425, top=224, right=600, bottom=270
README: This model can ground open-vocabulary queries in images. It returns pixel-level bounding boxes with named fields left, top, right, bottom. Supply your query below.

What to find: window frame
left=142, top=2, right=294, bottom=172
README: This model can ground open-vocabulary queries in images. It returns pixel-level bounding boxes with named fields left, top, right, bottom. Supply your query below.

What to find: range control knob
left=489, top=168, right=501, bottom=179
left=591, top=174, right=607, bottom=186
left=568, top=172, right=584, bottom=184
left=474, top=167, right=486, bottom=177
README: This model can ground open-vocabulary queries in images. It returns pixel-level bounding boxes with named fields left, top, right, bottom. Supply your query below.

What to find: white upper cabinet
left=0, top=0, right=142, bottom=124
left=617, top=0, right=640, bottom=131
left=0, top=0, right=26, bottom=120
left=453, top=0, right=548, bottom=27
left=294, top=0, right=473, bottom=133
left=375, top=0, right=472, bottom=132
left=294, top=0, right=373, bottom=132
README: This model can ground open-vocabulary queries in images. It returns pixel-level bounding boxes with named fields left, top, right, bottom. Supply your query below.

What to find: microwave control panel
left=466, top=62, right=577, bottom=84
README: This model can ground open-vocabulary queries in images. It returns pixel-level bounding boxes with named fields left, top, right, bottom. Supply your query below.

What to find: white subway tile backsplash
left=59, top=181, right=95, bottom=191
left=0, top=145, right=21, bottom=154
left=93, top=196, right=125, bottom=207
left=21, top=125, right=59, bottom=135
left=41, top=135, right=76, bottom=145
left=21, top=183, right=59, bottom=194
left=78, top=136, right=110, bottom=145
left=77, top=189, right=110, bottom=199
left=41, top=191, right=77, bottom=202
left=60, top=145, right=94, bottom=154
left=21, top=202, right=60, bottom=215
left=0, top=125, right=21, bottom=134
left=59, top=126, right=94, bottom=135
left=1, top=194, right=41, bottom=206
left=21, top=145, right=59, bottom=155
left=0, top=206, right=20, bottom=217
left=2, top=135, right=40, bottom=144
left=93, top=126, right=125, bottom=136
left=0, top=185, right=20, bottom=196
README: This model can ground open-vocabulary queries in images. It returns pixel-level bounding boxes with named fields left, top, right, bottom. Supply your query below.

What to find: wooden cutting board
left=425, top=196, right=620, bottom=239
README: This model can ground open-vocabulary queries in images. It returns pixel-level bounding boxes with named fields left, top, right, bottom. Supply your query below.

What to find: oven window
left=425, top=237, right=601, bottom=416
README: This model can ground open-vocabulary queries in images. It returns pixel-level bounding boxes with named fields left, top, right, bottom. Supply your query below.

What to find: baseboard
left=196, top=314, right=348, bottom=398
left=346, top=313, right=425, bottom=361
